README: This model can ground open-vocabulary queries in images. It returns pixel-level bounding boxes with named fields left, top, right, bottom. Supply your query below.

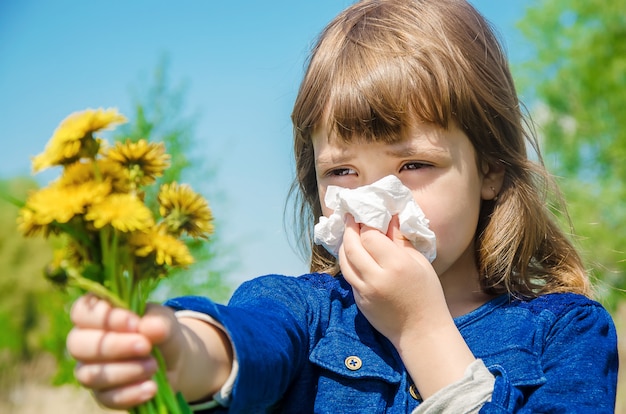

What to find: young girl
left=67, top=0, right=618, bottom=412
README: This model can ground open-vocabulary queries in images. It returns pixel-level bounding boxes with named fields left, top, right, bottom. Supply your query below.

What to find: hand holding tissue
left=314, top=175, right=437, bottom=262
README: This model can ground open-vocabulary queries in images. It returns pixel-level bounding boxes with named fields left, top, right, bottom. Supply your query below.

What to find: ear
left=480, top=161, right=505, bottom=201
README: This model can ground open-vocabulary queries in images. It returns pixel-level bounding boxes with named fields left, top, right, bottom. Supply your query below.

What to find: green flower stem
left=65, top=268, right=127, bottom=309
left=153, top=348, right=183, bottom=414
left=135, top=402, right=153, bottom=414
left=91, top=146, right=103, bottom=182
left=99, top=226, right=113, bottom=291
left=108, top=228, right=125, bottom=300
left=0, top=191, right=26, bottom=208
left=177, top=393, right=193, bottom=414
left=57, top=221, right=95, bottom=250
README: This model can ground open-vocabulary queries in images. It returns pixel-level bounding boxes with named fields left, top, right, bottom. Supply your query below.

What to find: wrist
left=176, top=317, right=234, bottom=402
left=394, top=316, right=475, bottom=400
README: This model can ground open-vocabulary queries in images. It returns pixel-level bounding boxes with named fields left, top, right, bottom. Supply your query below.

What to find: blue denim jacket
left=165, top=273, right=618, bottom=413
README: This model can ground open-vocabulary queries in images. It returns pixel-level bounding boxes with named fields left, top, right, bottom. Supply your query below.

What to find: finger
left=139, top=304, right=186, bottom=374
left=338, top=242, right=358, bottom=283
left=342, top=215, right=379, bottom=268
left=92, top=380, right=157, bottom=410
left=74, top=358, right=157, bottom=391
left=386, top=215, right=432, bottom=267
left=360, top=215, right=422, bottom=271
left=387, top=215, right=417, bottom=249
left=71, top=294, right=140, bottom=332
left=385, top=215, right=406, bottom=243
left=356, top=222, right=398, bottom=269
left=139, top=303, right=178, bottom=346
left=339, top=215, right=380, bottom=283
left=67, top=328, right=152, bottom=361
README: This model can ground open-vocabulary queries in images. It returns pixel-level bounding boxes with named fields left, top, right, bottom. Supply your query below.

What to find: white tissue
left=313, top=175, right=437, bottom=262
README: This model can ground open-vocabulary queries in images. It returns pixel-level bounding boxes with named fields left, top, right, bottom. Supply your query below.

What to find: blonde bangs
left=293, top=1, right=456, bottom=145
left=326, top=54, right=449, bottom=143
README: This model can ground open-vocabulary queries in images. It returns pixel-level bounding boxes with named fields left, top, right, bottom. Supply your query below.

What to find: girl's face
left=312, top=122, right=503, bottom=281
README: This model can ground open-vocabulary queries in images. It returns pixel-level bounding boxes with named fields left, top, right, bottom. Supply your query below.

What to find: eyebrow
left=315, top=144, right=448, bottom=167
left=315, top=151, right=352, bottom=167
left=384, top=146, right=420, bottom=158
left=384, top=142, right=449, bottom=158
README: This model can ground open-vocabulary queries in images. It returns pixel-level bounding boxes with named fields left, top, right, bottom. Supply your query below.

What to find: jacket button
left=409, top=384, right=422, bottom=401
left=344, top=356, right=363, bottom=371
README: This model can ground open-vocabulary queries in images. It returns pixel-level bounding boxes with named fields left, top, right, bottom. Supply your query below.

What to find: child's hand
left=338, top=214, right=449, bottom=345
left=340, top=214, right=477, bottom=399
left=66, top=294, right=184, bottom=409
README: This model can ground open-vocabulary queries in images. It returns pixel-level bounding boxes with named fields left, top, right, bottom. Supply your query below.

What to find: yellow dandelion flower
left=106, top=139, right=170, bottom=186
left=85, top=193, right=154, bottom=232
left=17, top=208, right=56, bottom=238
left=44, top=248, right=73, bottom=286
left=32, top=108, right=126, bottom=172
left=18, top=181, right=111, bottom=236
left=158, top=182, right=214, bottom=238
left=130, top=228, right=194, bottom=267
left=59, top=159, right=130, bottom=193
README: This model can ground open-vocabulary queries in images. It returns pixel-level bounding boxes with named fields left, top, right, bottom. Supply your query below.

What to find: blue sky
left=0, top=1, right=531, bottom=286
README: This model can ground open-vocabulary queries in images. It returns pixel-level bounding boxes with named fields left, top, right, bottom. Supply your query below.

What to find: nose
left=360, top=172, right=399, bottom=187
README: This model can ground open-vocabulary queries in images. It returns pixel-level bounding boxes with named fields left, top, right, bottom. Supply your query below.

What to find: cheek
left=422, top=207, right=449, bottom=244
left=416, top=190, right=482, bottom=251
left=318, top=187, right=333, bottom=218
left=321, top=204, right=333, bottom=218
left=412, top=195, right=440, bottom=233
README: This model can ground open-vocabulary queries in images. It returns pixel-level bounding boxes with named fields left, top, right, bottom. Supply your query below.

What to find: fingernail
left=139, top=380, right=157, bottom=400
left=143, top=357, right=158, bottom=373
left=127, top=315, right=139, bottom=331
left=134, top=340, right=150, bottom=354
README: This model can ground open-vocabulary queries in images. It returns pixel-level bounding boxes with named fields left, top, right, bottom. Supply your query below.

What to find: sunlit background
left=0, top=0, right=530, bottom=284
left=2, top=1, right=625, bottom=412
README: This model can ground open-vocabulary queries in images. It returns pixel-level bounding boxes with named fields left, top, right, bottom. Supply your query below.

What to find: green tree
left=115, top=58, right=233, bottom=302
left=517, top=0, right=626, bottom=307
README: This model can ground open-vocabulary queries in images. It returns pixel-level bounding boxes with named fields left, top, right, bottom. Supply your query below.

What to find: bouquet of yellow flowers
left=17, top=108, right=213, bottom=414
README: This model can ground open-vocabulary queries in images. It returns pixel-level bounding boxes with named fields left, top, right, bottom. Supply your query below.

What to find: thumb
left=386, top=215, right=411, bottom=247
left=139, top=303, right=185, bottom=363
left=387, top=215, right=433, bottom=266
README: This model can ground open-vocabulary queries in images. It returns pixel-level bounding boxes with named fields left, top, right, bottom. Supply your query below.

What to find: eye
left=401, top=161, right=431, bottom=171
left=328, top=167, right=357, bottom=176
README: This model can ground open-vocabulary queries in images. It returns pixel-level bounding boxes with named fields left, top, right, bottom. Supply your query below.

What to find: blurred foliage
left=114, top=57, right=233, bottom=303
left=0, top=178, right=73, bottom=390
left=0, top=58, right=234, bottom=391
left=517, top=0, right=626, bottom=308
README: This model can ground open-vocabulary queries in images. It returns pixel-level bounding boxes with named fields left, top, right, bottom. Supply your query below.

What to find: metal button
left=409, top=384, right=422, bottom=401
left=344, top=356, right=362, bottom=371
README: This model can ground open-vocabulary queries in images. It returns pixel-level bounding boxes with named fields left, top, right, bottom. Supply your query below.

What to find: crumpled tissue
left=313, top=175, right=437, bottom=262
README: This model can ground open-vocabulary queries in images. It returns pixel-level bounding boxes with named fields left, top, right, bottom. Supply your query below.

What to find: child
left=67, top=0, right=618, bottom=412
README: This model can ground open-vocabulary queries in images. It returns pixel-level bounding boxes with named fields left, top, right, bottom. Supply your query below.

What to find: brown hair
left=289, top=0, right=590, bottom=298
